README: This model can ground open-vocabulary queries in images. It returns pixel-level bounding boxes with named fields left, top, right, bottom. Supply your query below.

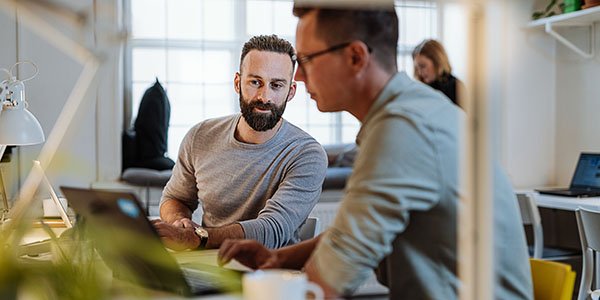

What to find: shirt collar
left=356, top=72, right=412, bottom=144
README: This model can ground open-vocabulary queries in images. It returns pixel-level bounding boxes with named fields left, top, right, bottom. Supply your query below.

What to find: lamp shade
left=0, top=105, right=45, bottom=146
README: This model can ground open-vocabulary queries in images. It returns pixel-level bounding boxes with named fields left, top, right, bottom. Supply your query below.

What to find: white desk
left=533, top=192, right=600, bottom=211
left=532, top=191, right=600, bottom=291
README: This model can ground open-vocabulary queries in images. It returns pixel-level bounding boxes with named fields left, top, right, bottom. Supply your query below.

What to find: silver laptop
left=536, top=153, right=600, bottom=197
left=60, top=186, right=242, bottom=297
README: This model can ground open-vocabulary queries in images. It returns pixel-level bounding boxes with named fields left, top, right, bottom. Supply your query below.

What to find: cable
left=0, top=68, right=10, bottom=79
left=8, top=61, right=39, bottom=82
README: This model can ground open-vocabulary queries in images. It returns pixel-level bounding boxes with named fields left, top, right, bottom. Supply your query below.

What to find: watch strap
left=194, top=226, right=209, bottom=249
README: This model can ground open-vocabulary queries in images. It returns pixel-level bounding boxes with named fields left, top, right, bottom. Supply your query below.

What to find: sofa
left=319, top=143, right=357, bottom=202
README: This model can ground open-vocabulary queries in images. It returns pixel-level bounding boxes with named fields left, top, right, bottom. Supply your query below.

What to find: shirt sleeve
left=160, top=126, right=200, bottom=213
left=311, top=115, right=442, bottom=294
left=238, top=141, right=328, bottom=248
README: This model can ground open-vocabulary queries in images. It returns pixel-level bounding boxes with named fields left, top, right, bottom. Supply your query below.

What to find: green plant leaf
left=544, top=0, right=558, bottom=13
left=532, top=11, right=544, bottom=20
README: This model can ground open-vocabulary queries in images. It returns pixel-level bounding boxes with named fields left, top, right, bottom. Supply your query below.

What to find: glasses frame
left=296, top=42, right=353, bottom=66
left=295, top=41, right=373, bottom=78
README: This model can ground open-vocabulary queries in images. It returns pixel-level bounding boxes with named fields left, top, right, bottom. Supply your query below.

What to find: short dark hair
left=240, top=35, right=296, bottom=72
left=293, top=5, right=398, bottom=73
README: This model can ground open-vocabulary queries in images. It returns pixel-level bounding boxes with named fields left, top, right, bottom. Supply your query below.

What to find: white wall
left=555, top=24, right=600, bottom=184
left=437, top=0, right=559, bottom=189
left=441, top=0, right=600, bottom=190
left=503, top=0, right=557, bottom=188
left=0, top=6, right=17, bottom=66
left=0, top=0, right=122, bottom=201
left=502, top=0, right=600, bottom=188
left=0, top=5, right=20, bottom=199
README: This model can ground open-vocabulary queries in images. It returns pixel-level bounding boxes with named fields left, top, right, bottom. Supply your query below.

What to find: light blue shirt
left=311, top=72, right=532, bottom=299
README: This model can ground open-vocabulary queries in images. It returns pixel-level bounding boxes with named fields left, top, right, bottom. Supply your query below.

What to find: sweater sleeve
left=160, top=125, right=201, bottom=213
left=238, top=141, right=327, bottom=248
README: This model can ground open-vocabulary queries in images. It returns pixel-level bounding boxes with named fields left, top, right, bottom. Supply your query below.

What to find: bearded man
left=153, top=35, right=327, bottom=251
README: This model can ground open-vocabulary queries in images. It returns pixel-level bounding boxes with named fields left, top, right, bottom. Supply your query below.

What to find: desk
left=531, top=191, right=600, bottom=294
left=534, top=192, right=600, bottom=211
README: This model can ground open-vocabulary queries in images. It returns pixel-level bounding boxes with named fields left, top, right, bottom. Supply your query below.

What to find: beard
left=239, top=89, right=287, bottom=132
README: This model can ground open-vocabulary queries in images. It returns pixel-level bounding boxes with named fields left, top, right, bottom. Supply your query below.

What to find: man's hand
left=171, top=217, right=198, bottom=229
left=217, top=239, right=282, bottom=270
left=152, top=219, right=200, bottom=251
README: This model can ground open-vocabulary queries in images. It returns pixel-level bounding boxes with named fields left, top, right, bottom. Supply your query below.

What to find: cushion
left=323, top=143, right=358, bottom=167
left=322, top=167, right=353, bottom=190
left=333, top=144, right=358, bottom=168
left=121, top=168, right=172, bottom=187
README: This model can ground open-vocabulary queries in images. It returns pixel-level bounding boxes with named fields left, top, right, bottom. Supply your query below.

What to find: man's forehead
left=295, top=11, right=326, bottom=52
left=240, top=51, right=293, bottom=80
left=242, top=50, right=293, bottom=68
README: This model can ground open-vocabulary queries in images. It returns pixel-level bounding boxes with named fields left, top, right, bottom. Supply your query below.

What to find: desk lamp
left=0, top=62, right=45, bottom=220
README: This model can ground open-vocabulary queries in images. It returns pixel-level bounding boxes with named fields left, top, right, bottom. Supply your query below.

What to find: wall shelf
left=527, top=5, right=600, bottom=28
left=526, top=6, right=600, bottom=58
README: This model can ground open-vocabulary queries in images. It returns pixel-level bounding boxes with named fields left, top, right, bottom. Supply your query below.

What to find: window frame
left=123, top=0, right=440, bottom=156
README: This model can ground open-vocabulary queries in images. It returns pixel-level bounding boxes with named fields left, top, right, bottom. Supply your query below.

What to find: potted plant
left=532, top=0, right=582, bottom=20
left=582, top=0, right=600, bottom=8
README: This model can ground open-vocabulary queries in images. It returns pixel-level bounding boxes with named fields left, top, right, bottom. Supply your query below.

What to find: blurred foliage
left=0, top=216, right=240, bottom=299
left=532, top=0, right=566, bottom=20
left=0, top=222, right=111, bottom=300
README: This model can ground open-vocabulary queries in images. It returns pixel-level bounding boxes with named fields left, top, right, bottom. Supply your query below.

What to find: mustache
left=248, top=101, right=277, bottom=111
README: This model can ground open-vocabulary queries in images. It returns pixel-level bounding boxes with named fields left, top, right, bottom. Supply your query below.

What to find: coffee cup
left=242, top=269, right=323, bottom=300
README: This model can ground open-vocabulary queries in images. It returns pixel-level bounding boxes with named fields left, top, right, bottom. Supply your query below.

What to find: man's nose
left=256, top=87, right=271, bottom=103
left=294, top=67, right=306, bottom=83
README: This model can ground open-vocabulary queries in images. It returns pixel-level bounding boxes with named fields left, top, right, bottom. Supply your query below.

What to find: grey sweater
left=161, top=114, right=327, bottom=248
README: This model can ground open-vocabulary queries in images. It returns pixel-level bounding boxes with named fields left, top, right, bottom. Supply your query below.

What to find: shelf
left=526, top=6, right=600, bottom=58
left=527, top=5, right=600, bottom=28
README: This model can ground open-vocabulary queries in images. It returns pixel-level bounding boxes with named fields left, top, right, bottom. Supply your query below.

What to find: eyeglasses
left=296, top=42, right=352, bottom=66
left=295, top=41, right=373, bottom=77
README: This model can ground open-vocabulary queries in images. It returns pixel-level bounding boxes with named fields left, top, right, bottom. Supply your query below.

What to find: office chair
left=298, top=217, right=321, bottom=241
left=530, top=258, right=576, bottom=300
left=516, top=193, right=581, bottom=260
left=575, top=208, right=600, bottom=300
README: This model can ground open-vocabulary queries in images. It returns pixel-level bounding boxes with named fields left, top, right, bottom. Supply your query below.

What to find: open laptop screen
left=571, top=153, right=600, bottom=189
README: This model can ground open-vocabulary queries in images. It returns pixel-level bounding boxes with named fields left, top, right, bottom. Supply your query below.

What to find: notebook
left=34, top=160, right=72, bottom=228
left=536, top=153, right=600, bottom=197
left=60, top=186, right=242, bottom=297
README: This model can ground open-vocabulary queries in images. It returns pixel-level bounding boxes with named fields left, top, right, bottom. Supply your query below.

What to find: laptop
left=59, top=186, right=242, bottom=297
left=536, top=153, right=600, bottom=197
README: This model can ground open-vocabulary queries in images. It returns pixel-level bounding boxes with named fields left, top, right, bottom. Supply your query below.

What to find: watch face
left=195, top=227, right=209, bottom=249
left=195, top=227, right=209, bottom=238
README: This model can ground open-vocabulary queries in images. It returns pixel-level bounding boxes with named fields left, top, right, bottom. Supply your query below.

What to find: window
left=125, top=0, right=438, bottom=159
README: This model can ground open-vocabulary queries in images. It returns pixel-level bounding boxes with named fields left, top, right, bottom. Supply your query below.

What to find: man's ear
left=286, top=81, right=297, bottom=102
left=234, top=72, right=241, bottom=94
left=347, top=42, right=370, bottom=73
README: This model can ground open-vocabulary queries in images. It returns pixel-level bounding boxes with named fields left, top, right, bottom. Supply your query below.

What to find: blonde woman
left=412, top=39, right=466, bottom=110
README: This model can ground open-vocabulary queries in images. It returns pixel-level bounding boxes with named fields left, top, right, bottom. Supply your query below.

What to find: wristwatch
left=194, top=226, right=209, bottom=249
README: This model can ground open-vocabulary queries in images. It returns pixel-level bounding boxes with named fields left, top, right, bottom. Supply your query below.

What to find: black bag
left=122, top=79, right=175, bottom=171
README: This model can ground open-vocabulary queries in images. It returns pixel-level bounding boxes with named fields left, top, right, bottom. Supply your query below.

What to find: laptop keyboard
left=181, top=264, right=243, bottom=295
left=570, top=190, right=600, bottom=197
left=182, top=268, right=220, bottom=294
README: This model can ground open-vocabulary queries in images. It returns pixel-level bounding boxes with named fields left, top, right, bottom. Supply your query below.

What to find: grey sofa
left=321, top=143, right=357, bottom=190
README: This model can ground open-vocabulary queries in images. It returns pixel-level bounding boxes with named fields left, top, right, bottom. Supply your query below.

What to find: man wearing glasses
left=218, top=3, right=532, bottom=299
left=152, top=35, right=327, bottom=251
